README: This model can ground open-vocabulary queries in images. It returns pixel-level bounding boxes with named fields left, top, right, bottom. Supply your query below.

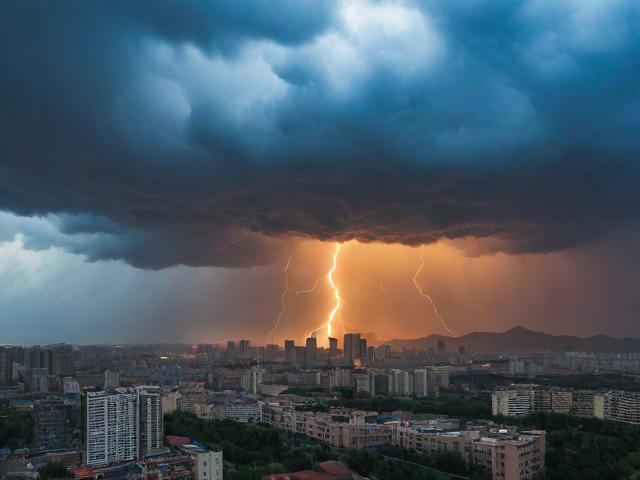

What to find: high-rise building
left=328, top=338, right=338, bottom=357
left=305, top=337, right=317, bottom=364
left=138, top=390, right=163, bottom=457
left=343, top=333, right=361, bottom=363
left=86, top=391, right=139, bottom=467
left=284, top=340, right=296, bottom=364
left=437, top=340, right=446, bottom=355
left=86, top=388, right=163, bottom=466
left=227, top=341, right=237, bottom=361
left=358, top=339, right=367, bottom=365
left=239, top=339, right=251, bottom=359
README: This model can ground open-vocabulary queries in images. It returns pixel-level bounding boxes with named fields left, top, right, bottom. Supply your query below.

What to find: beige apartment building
left=394, top=424, right=545, bottom=480
left=260, top=403, right=392, bottom=449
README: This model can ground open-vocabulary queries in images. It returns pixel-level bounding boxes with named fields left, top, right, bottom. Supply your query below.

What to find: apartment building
left=492, top=388, right=532, bottom=417
left=260, top=402, right=392, bottom=449
left=493, top=386, right=607, bottom=419
left=86, top=391, right=139, bottom=467
left=472, top=430, right=546, bottom=480
left=605, top=391, right=640, bottom=425
left=395, top=425, right=546, bottom=480
left=85, top=388, right=163, bottom=467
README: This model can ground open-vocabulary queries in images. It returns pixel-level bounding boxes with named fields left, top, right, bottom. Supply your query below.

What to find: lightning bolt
left=326, top=243, right=342, bottom=340
left=268, top=257, right=292, bottom=339
left=304, top=243, right=342, bottom=344
left=412, top=251, right=454, bottom=337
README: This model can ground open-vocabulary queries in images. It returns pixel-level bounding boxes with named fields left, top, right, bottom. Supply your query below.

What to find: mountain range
left=384, top=326, right=640, bottom=354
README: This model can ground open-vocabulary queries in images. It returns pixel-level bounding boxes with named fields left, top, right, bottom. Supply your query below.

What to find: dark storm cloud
left=1, top=0, right=639, bottom=268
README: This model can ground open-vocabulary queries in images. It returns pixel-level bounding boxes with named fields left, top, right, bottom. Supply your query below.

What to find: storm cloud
left=1, top=0, right=640, bottom=268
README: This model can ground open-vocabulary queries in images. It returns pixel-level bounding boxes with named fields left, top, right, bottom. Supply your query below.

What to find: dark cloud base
left=1, top=0, right=639, bottom=268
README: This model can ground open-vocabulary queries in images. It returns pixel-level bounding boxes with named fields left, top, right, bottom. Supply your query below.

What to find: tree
left=40, top=462, right=73, bottom=479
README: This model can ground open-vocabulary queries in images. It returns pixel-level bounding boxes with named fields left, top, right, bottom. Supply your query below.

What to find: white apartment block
left=86, top=391, right=139, bottom=467
left=86, top=388, right=164, bottom=467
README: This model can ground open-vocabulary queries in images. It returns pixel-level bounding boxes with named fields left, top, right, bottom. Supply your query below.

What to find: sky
left=1, top=0, right=639, bottom=345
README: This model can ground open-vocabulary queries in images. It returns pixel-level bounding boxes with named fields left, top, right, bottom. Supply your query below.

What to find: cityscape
left=2, top=1, right=640, bottom=480
left=3, top=332, right=640, bottom=480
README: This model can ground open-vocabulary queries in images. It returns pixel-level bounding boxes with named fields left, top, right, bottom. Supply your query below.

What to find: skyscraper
left=343, top=333, right=361, bottom=363
left=358, top=338, right=367, bottom=365
left=328, top=337, right=338, bottom=357
left=239, top=339, right=251, bottom=359
left=305, top=337, right=317, bottom=363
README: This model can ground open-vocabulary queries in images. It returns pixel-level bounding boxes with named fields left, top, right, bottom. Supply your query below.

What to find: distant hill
left=384, top=326, right=640, bottom=354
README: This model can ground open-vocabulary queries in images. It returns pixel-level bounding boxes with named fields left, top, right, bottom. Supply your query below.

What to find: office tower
left=306, top=337, right=317, bottom=363
left=138, top=390, right=163, bottom=457
left=437, top=340, right=446, bottom=355
left=239, top=339, right=251, bottom=359
left=104, top=370, right=120, bottom=389
left=358, top=338, right=367, bottom=364
left=284, top=340, right=296, bottom=364
left=328, top=338, right=338, bottom=357
left=33, top=398, right=73, bottom=451
left=227, top=341, right=237, bottom=361
left=458, top=346, right=466, bottom=355
left=343, top=333, right=361, bottom=363
left=86, top=391, right=139, bottom=467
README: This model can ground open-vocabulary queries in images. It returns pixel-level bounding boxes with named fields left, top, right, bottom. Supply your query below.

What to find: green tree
left=40, top=462, right=73, bottom=479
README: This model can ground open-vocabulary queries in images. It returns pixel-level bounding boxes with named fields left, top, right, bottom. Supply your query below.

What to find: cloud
left=1, top=0, right=639, bottom=268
